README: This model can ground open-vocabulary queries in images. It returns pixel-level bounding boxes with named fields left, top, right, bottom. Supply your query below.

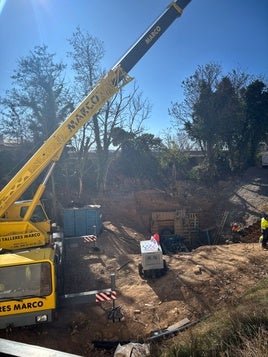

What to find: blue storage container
left=63, top=205, right=102, bottom=237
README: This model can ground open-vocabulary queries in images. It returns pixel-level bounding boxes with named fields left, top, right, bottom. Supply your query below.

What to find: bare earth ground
left=0, top=167, right=267, bottom=356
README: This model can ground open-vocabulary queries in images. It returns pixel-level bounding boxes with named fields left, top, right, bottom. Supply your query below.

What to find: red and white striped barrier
left=83, top=235, right=97, bottom=243
left=95, top=291, right=117, bottom=303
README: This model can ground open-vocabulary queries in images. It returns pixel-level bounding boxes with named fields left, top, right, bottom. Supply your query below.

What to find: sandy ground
left=1, top=239, right=267, bottom=356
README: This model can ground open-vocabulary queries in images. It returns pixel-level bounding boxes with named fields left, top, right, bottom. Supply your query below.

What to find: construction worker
left=231, top=222, right=244, bottom=243
left=261, top=214, right=268, bottom=249
left=231, top=222, right=242, bottom=234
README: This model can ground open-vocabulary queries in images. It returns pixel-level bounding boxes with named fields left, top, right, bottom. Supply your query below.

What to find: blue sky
left=0, top=0, right=267, bottom=135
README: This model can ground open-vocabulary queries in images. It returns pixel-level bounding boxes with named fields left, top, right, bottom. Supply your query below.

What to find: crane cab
left=0, top=200, right=51, bottom=251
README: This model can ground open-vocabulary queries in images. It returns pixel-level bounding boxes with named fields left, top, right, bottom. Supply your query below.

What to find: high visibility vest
left=261, top=218, right=268, bottom=230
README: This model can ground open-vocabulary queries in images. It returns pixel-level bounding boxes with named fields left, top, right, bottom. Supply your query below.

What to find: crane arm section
left=0, top=0, right=191, bottom=217
left=114, top=0, right=191, bottom=74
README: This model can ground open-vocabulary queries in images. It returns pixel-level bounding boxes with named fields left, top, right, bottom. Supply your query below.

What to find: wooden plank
left=166, top=317, right=190, bottom=332
left=148, top=317, right=191, bottom=341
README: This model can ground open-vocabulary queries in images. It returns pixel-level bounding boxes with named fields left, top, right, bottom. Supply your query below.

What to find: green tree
left=214, top=77, right=268, bottom=170
left=116, top=131, right=162, bottom=184
left=242, top=80, right=268, bottom=166
left=0, top=45, right=74, bottom=219
left=0, top=45, right=73, bottom=144
left=160, top=141, right=190, bottom=184
left=212, top=76, right=244, bottom=171
left=190, top=80, right=219, bottom=175
left=170, top=63, right=266, bottom=177
left=169, top=63, right=222, bottom=177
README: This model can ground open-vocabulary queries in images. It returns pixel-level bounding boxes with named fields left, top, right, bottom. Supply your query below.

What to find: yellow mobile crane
left=0, top=0, right=191, bottom=328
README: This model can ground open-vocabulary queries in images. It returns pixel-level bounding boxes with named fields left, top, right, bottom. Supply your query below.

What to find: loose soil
left=0, top=167, right=267, bottom=356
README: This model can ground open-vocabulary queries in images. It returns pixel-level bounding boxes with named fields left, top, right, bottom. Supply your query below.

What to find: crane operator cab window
left=0, top=262, right=52, bottom=299
left=20, top=204, right=48, bottom=223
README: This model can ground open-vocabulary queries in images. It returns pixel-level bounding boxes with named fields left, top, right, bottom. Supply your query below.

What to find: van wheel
left=163, top=259, right=168, bottom=271
left=138, top=263, right=144, bottom=278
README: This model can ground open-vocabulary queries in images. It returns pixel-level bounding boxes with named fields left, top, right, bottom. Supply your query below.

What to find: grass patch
left=152, top=277, right=268, bottom=356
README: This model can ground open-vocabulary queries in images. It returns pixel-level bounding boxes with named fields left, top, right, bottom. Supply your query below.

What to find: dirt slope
left=0, top=167, right=267, bottom=356
left=99, top=167, right=268, bottom=240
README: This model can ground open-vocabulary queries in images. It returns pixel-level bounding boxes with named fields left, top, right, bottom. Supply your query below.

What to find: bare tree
left=67, top=27, right=151, bottom=193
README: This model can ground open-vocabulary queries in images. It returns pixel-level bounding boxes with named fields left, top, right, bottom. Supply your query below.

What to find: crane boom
left=0, top=0, right=191, bottom=217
